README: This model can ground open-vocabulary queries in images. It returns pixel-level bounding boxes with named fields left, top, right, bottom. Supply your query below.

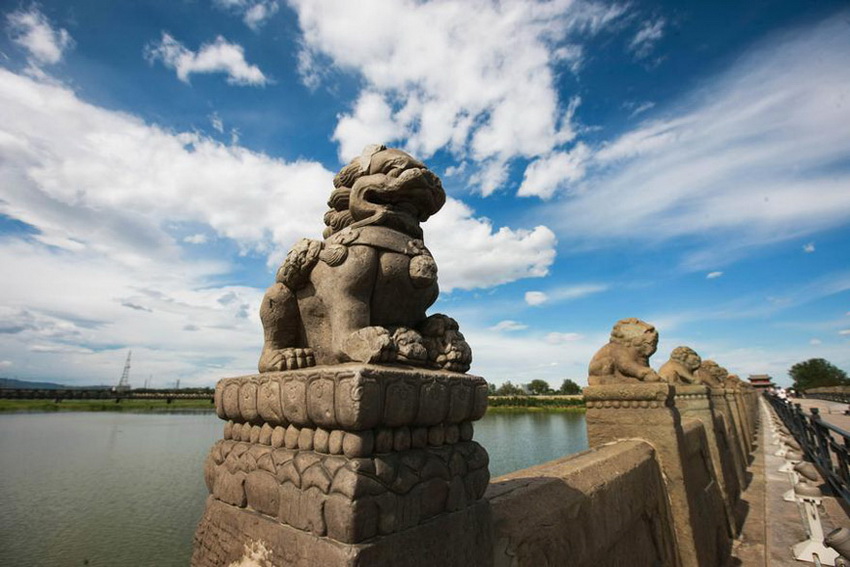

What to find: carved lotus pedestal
left=192, top=364, right=493, bottom=567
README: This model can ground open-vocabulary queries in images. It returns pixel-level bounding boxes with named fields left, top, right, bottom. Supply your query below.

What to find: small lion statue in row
left=588, top=318, right=661, bottom=385
left=259, top=145, right=471, bottom=374
left=659, top=346, right=702, bottom=384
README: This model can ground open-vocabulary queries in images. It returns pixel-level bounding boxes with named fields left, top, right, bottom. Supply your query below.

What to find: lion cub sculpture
left=659, top=346, right=702, bottom=385
left=588, top=318, right=661, bottom=385
left=259, top=145, right=472, bottom=374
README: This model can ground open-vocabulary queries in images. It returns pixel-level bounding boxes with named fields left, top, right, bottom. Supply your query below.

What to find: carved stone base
left=193, top=497, right=493, bottom=567
left=193, top=364, right=491, bottom=566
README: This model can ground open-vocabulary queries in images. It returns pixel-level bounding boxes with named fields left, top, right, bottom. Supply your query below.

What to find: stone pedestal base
left=193, top=364, right=491, bottom=567
left=193, top=497, right=493, bottom=567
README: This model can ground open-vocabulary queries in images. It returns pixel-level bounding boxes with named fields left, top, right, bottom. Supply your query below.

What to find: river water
left=0, top=410, right=587, bottom=566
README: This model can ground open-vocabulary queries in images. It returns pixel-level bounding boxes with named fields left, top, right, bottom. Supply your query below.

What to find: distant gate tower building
left=747, top=374, right=774, bottom=391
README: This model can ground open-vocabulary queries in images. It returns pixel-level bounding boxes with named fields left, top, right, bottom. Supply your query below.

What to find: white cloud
left=465, top=325, right=604, bottom=385
left=426, top=198, right=557, bottom=291
left=525, top=291, right=549, bottom=306
left=144, top=33, right=269, bottom=86
left=541, top=17, right=850, bottom=267
left=291, top=0, right=627, bottom=192
left=518, top=142, right=591, bottom=198
left=6, top=6, right=73, bottom=66
left=706, top=271, right=723, bottom=279
left=210, top=113, right=224, bottom=133
left=545, top=332, right=583, bottom=344
left=629, top=17, right=665, bottom=59
left=214, top=0, right=279, bottom=30
left=184, top=234, right=209, bottom=244
left=0, top=360, right=12, bottom=369
left=489, top=320, right=528, bottom=332
left=0, top=69, right=559, bottom=382
left=525, top=284, right=607, bottom=305
left=840, top=330, right=850, bottom=336
left=803, top=242, right=815, bottom=253
left=810, top=338, right=822, bottom=345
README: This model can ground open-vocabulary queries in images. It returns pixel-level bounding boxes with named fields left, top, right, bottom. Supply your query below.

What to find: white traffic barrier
left=792, top=483, right=841, bottom=566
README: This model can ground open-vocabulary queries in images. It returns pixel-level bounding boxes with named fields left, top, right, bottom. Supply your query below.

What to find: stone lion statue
left=259, top=145, right=472, bottom=373
left=587, top=318, right=661, bottom=385
left=696, top=359, right=728, bottom=387
left=658, top=346, right=702, bottom=385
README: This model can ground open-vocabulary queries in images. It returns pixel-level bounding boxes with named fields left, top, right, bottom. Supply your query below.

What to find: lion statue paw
left=259, top=347, right=316, bottom=372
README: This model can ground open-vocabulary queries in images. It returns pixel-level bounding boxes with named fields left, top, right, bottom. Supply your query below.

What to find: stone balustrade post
left=192, top=364, right=494, bottom=567
left=709, top=388, right=747, bottom=489
left=673, top=384, right=740, bottom=535
left=585, top=382, right=731, bottom=567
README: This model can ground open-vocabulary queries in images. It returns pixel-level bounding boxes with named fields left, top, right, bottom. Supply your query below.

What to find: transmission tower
left=116, top=351, right=132, bottom=392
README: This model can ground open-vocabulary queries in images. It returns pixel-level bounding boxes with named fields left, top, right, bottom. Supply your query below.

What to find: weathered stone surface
left=194, top=147, right=492, bottom=567
left=217, top=365, right=488, bottom=430
left=193, top=497, right=493, bottom=567
left=587, top=318, right=661, bottom=385
left=585, top=382, right=732, bottom=567
left=660, top=346, right=702, bottom=385
left=488, top=440, right=677, bottom=567
left=258, top=146, right=472, bottom=374
left=202, top=439, right=490, bottom=543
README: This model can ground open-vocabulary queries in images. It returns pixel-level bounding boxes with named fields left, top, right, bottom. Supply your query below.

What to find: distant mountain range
left=0, top=377, right=110, bottom=390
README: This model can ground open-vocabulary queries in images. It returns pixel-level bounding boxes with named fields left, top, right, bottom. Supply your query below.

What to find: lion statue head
left=670, top=346, right=702, bottom=372
left=323, top=144, right=446, bottom=239
left=610, top=318, right=659, bottom=358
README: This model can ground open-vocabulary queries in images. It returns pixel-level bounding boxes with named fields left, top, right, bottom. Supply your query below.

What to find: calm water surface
left=0, top=410, right=587, bottom=566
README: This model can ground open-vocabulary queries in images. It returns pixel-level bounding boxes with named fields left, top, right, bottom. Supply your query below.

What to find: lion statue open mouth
left=258, top=145, right=472, bottom=374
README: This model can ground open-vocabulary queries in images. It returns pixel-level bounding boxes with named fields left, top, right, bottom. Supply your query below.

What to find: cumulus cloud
left=518, top=142, right=591, bottom=198
left=214, top=0, right=279, bottom=30
left=525, top=291, right=549, bottom=306
left=0, top=69, right=558, bottom=381
left=803, top=242, right=815, bottom=253
left=539, top=16, right=850, bottom=268
left=706, top=271, right=723, bottom=279
left=6, top=5, right=73, bottom=66
left=144, top=33, right=269, bottom=86
left=489, top=320, right=529, bottom=332
left=425, top=198, right=556, bottom=291
left=290, top=0, right=626, bottom=194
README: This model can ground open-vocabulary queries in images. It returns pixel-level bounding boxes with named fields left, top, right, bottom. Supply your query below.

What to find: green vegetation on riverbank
left=0, top=398, right=215, bottom=412
left=487, top=395, right=585, bottom=412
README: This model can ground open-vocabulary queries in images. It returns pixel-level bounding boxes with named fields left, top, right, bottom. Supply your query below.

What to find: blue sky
left=0, top=0, right=848, bottom=389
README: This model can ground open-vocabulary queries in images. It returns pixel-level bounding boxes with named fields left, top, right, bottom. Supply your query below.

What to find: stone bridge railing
left=192, top=371, right=758, bottom=567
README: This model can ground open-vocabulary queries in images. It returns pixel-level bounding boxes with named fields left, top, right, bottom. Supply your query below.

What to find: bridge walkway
left=733, top=398, right=850, bottom=566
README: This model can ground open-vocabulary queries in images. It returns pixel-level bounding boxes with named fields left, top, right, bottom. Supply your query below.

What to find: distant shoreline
left=0, top=399, right=216, bottom=413
left=1, top=397, right=587, bottom=414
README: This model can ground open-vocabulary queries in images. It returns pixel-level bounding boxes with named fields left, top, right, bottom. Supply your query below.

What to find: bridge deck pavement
left=733, top=399, right=850, bottom=566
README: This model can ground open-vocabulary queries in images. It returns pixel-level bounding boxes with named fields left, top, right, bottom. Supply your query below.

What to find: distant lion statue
left=659, top=346, right=702, bottom=385
left=696, top=359, right=728, bottom=387
left=258, top=144, right=472, bottom=373
left=588, top=318, right=661, bottom=385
